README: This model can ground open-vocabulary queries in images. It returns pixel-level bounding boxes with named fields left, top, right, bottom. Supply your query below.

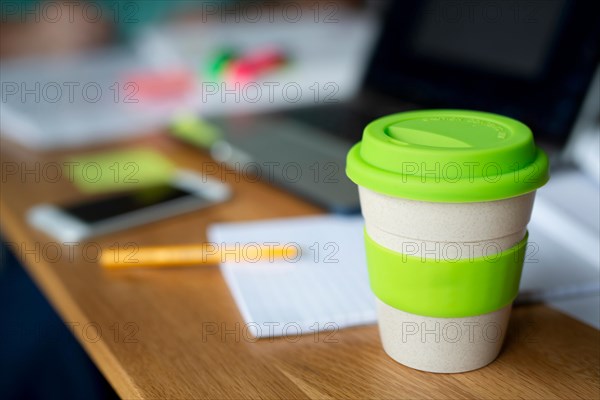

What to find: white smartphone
left=27, top=169, right=231, bottom=242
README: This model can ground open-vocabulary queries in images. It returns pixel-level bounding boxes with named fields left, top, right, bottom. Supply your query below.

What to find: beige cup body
left=359, top=187, right=536, bottom=373
left=377, top=299, right=512, bottom=373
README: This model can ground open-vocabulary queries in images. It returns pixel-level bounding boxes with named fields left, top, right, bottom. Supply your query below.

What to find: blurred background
left=1, top=1, right=599, bottom=398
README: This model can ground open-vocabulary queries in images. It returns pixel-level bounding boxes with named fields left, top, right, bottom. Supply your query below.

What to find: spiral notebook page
left=207, top=215, right=377, bottom=338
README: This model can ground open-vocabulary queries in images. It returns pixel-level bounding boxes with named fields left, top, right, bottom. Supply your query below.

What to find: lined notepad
left=207, top=215, right=377, bottom=338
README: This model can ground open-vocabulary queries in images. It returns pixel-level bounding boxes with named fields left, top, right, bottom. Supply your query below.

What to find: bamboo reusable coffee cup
left=346, top=110, right=549, bottom=373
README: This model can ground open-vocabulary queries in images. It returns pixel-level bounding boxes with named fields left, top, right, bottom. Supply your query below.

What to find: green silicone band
left=365, top=231, right=528, bottom=318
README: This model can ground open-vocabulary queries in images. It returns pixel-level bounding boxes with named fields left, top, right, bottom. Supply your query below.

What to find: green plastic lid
left=346, top=109, right=549, bottom=202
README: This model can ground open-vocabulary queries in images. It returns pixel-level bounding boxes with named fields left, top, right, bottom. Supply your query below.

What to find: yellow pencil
left=100, top=244, right=299, bottom=269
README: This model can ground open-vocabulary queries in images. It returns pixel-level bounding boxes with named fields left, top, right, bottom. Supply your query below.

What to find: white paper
left=207, top=215, right=377, bottom=338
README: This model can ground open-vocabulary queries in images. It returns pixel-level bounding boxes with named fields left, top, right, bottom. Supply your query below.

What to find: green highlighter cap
left=171, top=114, right=222, bottom=148
left=346, top=109, right=549, bottom=202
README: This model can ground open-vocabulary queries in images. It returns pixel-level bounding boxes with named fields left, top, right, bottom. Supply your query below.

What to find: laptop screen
left=365, top=0, right=600, bottom=145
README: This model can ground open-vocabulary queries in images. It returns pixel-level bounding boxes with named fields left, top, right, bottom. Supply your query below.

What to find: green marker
left=171, top=114, right=222, bottom=149
left=204, top=49, right=236, bottom=80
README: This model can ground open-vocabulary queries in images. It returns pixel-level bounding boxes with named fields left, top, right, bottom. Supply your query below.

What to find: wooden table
left=1, top=135, right=599, bottom=399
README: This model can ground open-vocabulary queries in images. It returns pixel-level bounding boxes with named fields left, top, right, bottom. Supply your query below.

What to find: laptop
left=205, top=0, right=600, bottom=212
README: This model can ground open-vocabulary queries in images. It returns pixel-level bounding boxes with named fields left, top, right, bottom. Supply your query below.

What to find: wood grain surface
left=1, top=135, right=598, bottom=399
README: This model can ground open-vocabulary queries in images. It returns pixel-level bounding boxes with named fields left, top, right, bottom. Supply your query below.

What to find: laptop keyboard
left=285, top=104, right=378, bottom=142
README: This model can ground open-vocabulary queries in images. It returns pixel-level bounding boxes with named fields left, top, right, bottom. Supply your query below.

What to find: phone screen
left=64, top=184, right=199, bottom=224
